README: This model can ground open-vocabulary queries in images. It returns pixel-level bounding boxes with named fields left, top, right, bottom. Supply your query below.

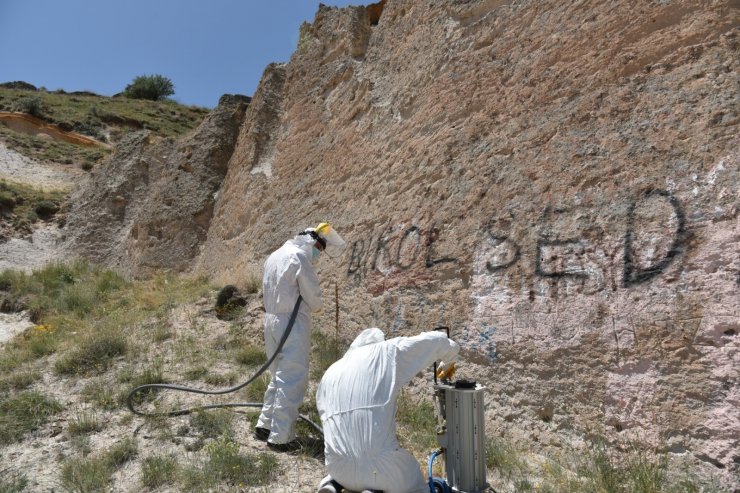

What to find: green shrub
left=69, top=434, right=91, bottom=456
left=234, top=344, right=266, bottom=366
left=0, top=471, right=28, bottom=493
left=125, top=366, right=168, bottom=405
left=67, top=408, right=102, bottom=436
left=310, top=330, right=343, bottom=380
left=0, top=349, right=25, bottom=373
left=3, top=325, right=60, bottom=362
left=12, top=96, right=44, bottom=117
left=0, top=391, right=63, bottom=445
left=0, top=191, right=16, bottom=210
left=396, top=393, right=437, bottom=452
left=184, top=365, right=208, bottom=381
left=244, top=274, right=260, bottom=294
left=32, top=200, right=58, bottom=220
left=54, top=329, right=127, bottom=375
left=81, top=379, right=119, bottom=410
left=54, top=283, right=99, bottom=317
left=578, top=441, right=667, bottom=493
left=215, top=285, right=239, bottom=308
left=106, top=437, right=138, bottom=467
left=73, top=118, right=105, bottom=140
left=486, top=436, right=529, bottom=481
left=0, top=262, right=126, bottom=324
left=189, top=409, right=235, bottom=439
left=241, top=372, right=269, bottom=402
left=183, top=435, right=279, bottom=489
left=93, top=270, right=127, bottom=295
left=151, top=324, right=174, bottom=342
left=123, top=74, right=175, bottom=101
left=0, top=370, right=41, bottom=392
left=0, top=180, right=66, bottom=226
left=61, top=456, right=113, bottom=493
left=525, top=438, right=696, bottom=493
left=204, top=371, right=238, bottom=387
left=141, top=455, right=178, bottom=489
left=37, top=262, right=78, bottom=287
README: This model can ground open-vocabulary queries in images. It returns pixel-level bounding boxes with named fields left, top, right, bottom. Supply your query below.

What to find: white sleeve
left=296, top=253, right=322, bottom=312
left=394, top=331, right=460, bottom=386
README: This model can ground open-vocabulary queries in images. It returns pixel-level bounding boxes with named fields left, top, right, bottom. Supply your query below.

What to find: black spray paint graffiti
left=534, top=239, right=589, bottom=280
left=347, top=223, right=457, bottom=279
left=623, top=189, right=687, bottom=287
left=348, top=189, right=688, bottom=297
left=350, top=189, right=690, bottom=363
left=483, top=188, right=687, bottom=294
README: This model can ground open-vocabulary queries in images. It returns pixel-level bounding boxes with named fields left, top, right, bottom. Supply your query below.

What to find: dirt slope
left=62, top=95, right=249, bottom=278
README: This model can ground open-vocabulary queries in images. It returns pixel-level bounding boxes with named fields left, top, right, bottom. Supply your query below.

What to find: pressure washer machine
left=428, top=328, right=490, bottom=493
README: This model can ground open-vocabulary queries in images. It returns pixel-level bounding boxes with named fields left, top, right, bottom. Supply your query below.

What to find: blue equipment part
left=428, top=449, right=451, bottom=493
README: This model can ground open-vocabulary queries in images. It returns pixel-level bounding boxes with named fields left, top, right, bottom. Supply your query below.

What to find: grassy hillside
left=0, top=83, right=212, bottom=239
left=0, top=85, right=210, bottom=168
left=0, top=262, right=721, bottom=492
left=0, top=180, right=66, bottom=239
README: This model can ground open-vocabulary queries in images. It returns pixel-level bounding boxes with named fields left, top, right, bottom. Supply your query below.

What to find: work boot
left=253, top=427, right=270, bottom=442
left=267, top=440, right=301, bottom=453
left=317, top=479, right=343, bottom=493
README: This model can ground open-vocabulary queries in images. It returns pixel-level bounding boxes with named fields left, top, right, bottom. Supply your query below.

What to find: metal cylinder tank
left=435, top=383, right=488, bottom=493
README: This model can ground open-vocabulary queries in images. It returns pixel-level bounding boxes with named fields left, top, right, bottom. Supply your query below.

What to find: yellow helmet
left=313, top=222, right=346, bottom=258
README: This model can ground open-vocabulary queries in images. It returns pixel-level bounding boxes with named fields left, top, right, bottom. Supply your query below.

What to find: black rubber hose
left=126, top=296, right=323, bottom=435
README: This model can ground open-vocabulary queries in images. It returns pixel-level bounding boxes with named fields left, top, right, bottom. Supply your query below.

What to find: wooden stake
left=335, top=281, right=339, bottom=356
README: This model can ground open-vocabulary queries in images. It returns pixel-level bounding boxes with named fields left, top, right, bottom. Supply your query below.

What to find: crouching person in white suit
left=316, top=328, right=460, bottom=493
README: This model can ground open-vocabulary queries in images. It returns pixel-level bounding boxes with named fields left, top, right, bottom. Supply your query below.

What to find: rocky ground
left=0, top=142, right=83, bottom=191
left=1, top=296, right=332, bottom=493
left=0, top=142, right=72, bottom=347
left=0, top=106, right=334, bottom=493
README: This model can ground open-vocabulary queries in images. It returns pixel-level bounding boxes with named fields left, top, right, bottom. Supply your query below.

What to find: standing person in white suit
left=316, top=328, right=460, bottom=493
left=255, top=223, right=345, bottom=451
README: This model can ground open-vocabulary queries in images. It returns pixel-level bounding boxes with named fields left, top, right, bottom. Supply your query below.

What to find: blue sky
left=0, top=0, right=359, bottom=108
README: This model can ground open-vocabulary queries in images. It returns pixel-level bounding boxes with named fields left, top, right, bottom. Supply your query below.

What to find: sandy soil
left=0, top=141, right=84, bottom=191
left=0, top=141, right=77, bottom=348
left=0, top=224, right=66, bottom=272
left=1, top=297, right=330, bottom=493
left=0, top=312, right=34, bottom=345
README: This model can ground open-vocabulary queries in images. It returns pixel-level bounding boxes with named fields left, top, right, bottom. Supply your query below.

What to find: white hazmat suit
left=256, top=223, right=346, bottom=446
left=316, top=328, right=460, bottom=493
left=257, top=233, right=322, bottom=445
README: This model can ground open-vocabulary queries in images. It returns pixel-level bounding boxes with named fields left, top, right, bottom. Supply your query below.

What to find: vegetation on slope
left=0, top=85, right=209, bottom=168
left=0, top=180, right=65, bottom=238
left=0, top=262, right=723, bottom=492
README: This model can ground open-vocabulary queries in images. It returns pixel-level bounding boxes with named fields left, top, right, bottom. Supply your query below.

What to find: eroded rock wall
left=63, top=95, right=249, bottom=277
left=196, top=0, right=739, bottom=485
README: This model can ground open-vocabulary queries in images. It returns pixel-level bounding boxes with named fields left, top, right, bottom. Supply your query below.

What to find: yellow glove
left=436, top=361, right=457, bottom=381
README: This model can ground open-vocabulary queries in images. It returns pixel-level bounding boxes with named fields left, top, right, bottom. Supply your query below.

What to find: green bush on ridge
left=123, top=74, right=175, bottom=101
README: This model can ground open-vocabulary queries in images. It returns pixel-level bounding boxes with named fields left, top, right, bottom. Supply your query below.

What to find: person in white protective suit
left=316, top=328, right=460, bottom=493
left=255, top=223, right=346, bottom=450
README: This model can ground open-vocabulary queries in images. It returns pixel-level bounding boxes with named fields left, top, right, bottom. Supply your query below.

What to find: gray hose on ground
left=126, top=295, right=323, bottom=435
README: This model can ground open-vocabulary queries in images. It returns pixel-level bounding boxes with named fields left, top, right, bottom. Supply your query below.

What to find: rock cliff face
left=63, top=95, right=249, bottom=277
left=197, top=0, right=739, bottom=484
left=69, top=0, right=738, bottom=486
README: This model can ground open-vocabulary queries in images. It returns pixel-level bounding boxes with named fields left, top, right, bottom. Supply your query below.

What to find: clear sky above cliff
left=0, top=0, right=358, bottom=108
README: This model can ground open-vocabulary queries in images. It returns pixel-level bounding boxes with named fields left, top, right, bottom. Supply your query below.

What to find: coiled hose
left=126, top=296, right=323, bottom=435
